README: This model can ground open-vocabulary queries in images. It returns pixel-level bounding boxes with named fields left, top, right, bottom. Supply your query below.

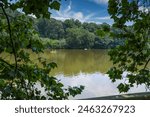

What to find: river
left=33, top=49, right=146, bottom=99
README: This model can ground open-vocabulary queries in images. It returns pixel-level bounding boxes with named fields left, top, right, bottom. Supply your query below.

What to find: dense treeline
left=35, top=18, right=124, bottom=49
left=2, top=9, right=124, bottom=49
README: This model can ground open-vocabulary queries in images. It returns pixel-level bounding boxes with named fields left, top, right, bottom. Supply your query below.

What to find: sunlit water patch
left=56, top=72, right=146, bottom=99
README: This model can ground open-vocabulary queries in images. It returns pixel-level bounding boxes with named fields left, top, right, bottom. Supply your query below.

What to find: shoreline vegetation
left=35, top=18, right=125, bottom=49
left=1, top=9, right=125, bottom=50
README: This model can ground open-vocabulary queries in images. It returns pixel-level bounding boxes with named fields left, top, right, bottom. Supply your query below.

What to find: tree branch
left=144, top=58, right=150, bottom=70
left=0, top=12, right=32, bottom=24
left=0, top=3, right=18, bottom=81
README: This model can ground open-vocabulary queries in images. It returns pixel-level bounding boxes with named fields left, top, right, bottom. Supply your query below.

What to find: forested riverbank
left=1, top=9, right=125, bottom=49
left=35, top=18, right=124, bottom=49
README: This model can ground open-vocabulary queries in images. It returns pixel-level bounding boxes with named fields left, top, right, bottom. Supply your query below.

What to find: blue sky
left=51, top=0, right=113, bottom=24
left=10, top=0, right=113, bottom=24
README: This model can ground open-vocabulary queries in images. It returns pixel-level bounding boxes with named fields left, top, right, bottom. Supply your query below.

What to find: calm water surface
left=36, top=49, right=146, bottom=99
left=0, top=49, right=148, bottom=99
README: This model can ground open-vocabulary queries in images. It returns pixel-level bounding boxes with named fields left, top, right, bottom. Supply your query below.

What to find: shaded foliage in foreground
left=107, top=0, right=150, bottom=93
left=0, top=0, right=84, bottom=100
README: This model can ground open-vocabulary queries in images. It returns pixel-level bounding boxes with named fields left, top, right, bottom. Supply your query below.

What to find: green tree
left=96, top=23, right=111, bottom=39
left=66, top=28, right=95, bottom=49
left=63, top=19, right=81, bottom=29
left=0, top=0, right=84, bottom=99
left=101, top=23, right=110, bottom=32
left=66, top=28, right=82, bottom=48
left=107, top=0, right=150, bottom=93
left=35, top=18, right=51, bottom=38
left=83, top=22, right=98, bottom=33
left=36, top=18, right=64, bottom=39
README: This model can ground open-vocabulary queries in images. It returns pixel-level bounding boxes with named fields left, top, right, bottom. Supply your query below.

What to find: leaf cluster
left=3, top=0, right=61, bottom=18
left=0, top=1, right=84, bottom=100
left=107, top=0, right=150, bottom=93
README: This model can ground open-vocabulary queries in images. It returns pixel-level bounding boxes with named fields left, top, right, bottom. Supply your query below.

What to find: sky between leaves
left=51, top=0, right=113, bottom=24
left=8, top=0, right=149, bottom=25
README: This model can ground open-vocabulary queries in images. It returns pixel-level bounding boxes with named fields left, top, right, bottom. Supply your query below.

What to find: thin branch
left=144, top=58, right=150, bottom=70
left=0, top=12, right=32, bottom=24
left=0, top=58, right=14, bottom=68
left=0, top=4, right=18, bottom=82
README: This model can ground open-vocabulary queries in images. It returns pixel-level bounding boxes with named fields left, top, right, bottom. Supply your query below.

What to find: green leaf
left=117, top=83, right=130, bottom=93
left=50, top=1, right=61, bottom=10
left=0, top=79, right=5, bottom=87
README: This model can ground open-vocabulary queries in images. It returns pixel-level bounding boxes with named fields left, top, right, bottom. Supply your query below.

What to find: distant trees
left=64, top=19, right=82, bottom=29
left=66, top=28, right=95, bottom=49
left=83, top=22, right=98, bottom=33
left=36, top=18, right=64, bottom=39
left=35, top=18, right=122, bottom=49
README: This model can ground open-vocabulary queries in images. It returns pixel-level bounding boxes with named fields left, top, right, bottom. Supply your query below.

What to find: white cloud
left=28, top=14, right=36, bottom=18
left=73, top=12, right=84, bottom=20
left=87, top=20, right=103, bottom=24
left=138, top=6, right=150, bottom=13
left=95, top=16, right=110, bottom=20
left=52, top=0, right=95, bottom=22
left=73, top=12, right=95, bottom=22
left=84, top=13, right=95, bottom=21
left=52, top=0, right=112, bottom=24
left=89, top=0, right=108, bottom=4
left=94, top=16, right=113, bottom=24
left=64, top=0, right=72, bottom=13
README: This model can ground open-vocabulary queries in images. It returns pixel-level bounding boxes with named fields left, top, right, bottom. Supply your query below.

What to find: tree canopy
left=107, top=0, right=150, bottom=92
left=35, top=18, right=122, bottom=49
left=2, top=0, right=61, bottom=18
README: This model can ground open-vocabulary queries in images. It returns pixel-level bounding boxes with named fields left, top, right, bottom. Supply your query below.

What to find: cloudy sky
left=51, top=0, right=113, bottom=24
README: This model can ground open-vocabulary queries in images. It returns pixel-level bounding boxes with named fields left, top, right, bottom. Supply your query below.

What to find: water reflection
left=56, top=72, right=146, bottom=99
left=32, top=49, right=147, bottom=99
left=44, top=49, right=113, bottom=75
left=39, top=50, right=145, bottom=99
left=1, top=49, right=148, bottom=99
